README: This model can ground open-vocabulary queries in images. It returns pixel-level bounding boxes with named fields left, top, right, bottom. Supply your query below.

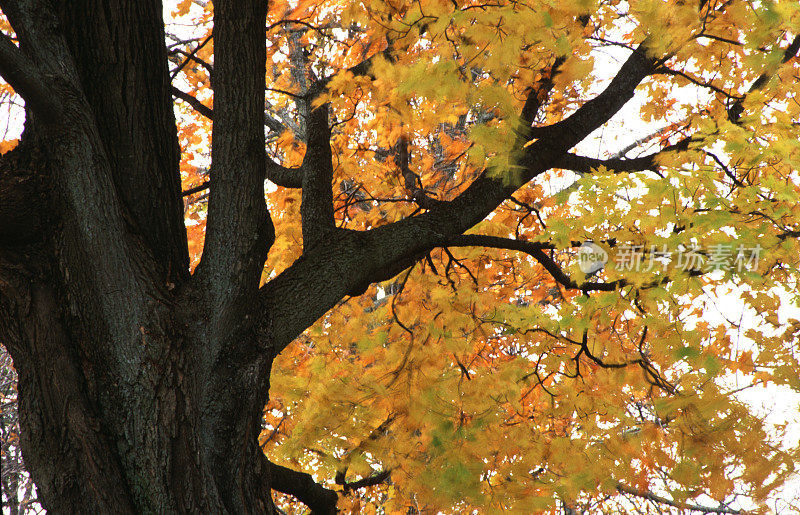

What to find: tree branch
left=0, top=31, right=62, bottom=123
left=300, top=103, right=335, bottom=249
left=195, top=0, right=274, bottom=327
left=445, top=234, right=554, bottom=252
left=170, top=34, right=212, bottom=79
left=528, top=41, right=661, bottom=144
left=616, top=483, right=745, bottom=514
left=520, top=56, right=565, bottom=126
left=295, top=41, right=395, bottom=246
left=181, top=181, right=210, bottom=197
left=263, top=102, right=290, bottom=135
left=172, top=83, right=287, bottom=134
left=445, top=235, right=620, bottom=292
left=267, top=461, right=390, bottom=514
left=311, top=46, right=394, bottom=98
left=424, top=40, right=663, bottom=241
left=553, top=136, right=691, bottom=174
left=172, top=85, right=213, bottom=119
left=267, top=161, right=303, bottom=189
left=171, top=87, right=302, bottom=189
left=655, top=65, right=740, bottom=98
left=259, top=41, right=664, bottom=355
left=555, top=153, right=658, bottom=174
left=261, top=227, right=606, bottom=356
left=337, top=469, right=391, bottom=493
left=728, top=34, right=800, bottom=123
left=267, top=460, right=337, bottom=515
left=394, top=134, right=443, bottom=210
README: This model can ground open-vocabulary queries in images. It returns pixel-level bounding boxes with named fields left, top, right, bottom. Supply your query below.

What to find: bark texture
left=0, top=0, right=276, bottom=512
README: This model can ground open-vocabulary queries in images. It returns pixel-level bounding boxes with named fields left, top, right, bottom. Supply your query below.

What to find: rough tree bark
left=0, top=0, right=662, bottom=513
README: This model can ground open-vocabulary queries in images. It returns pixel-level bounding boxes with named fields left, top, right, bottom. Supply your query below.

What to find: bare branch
left=610, top=126, right=674, bottom=158
left=181, top=181, right=210, bottom=197
left=170, top=34, right=212, bottom=80
left=172, top=85, right=213, bottom=119
left=617, top=484, right=745, bottom=514
left=655, top=65, right=740, bottom=98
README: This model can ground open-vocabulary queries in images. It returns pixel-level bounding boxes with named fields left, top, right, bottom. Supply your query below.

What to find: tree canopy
left=1, top=0, right=800, bottom=513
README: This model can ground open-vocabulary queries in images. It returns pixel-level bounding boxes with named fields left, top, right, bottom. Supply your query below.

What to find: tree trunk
left=1, top=271, right=277, bottom=513
left=0, top=1, right=282, bottom=512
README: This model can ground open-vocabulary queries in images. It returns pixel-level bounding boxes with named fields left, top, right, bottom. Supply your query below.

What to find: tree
left=1, top=0, right=799, bottom=512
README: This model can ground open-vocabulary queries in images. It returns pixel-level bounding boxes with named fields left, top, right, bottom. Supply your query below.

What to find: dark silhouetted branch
left=268, top=461, right=338, bottom=515
left=0, top=32, right=62, bottom=123
left=172, top=86, right=213, bottom=119
left=728, top=34, right=800, bottom=123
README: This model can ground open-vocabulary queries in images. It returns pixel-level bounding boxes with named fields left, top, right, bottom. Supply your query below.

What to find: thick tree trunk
left=0, top=140, right=280, bottom=513
left=0, top=264, right=277, bottom=513
left=0, top=1, right=281, bottom=511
